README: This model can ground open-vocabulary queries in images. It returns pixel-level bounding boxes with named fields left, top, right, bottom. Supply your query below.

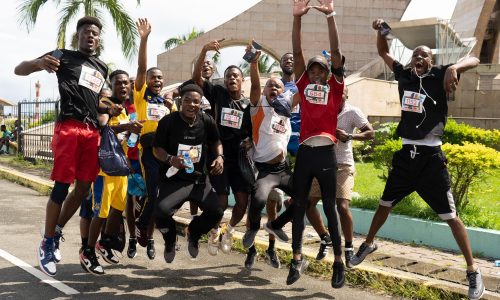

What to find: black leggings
left=155, top=177, right=223, bottom=244
left=292, top=144, right=341, bottom=256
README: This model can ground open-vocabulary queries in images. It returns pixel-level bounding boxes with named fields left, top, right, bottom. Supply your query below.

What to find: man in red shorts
left=14, top=16, right=122, bottom=277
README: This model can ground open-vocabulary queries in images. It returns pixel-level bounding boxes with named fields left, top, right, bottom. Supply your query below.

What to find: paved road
left=0, top=179, right=397, bottom=299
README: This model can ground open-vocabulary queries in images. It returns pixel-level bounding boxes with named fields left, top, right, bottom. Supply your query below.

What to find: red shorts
left=51, top=119, right=100, bottom=184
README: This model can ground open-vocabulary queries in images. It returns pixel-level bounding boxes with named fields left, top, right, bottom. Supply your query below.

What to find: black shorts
left=380, top=145, right=456, bottom=220
left=210, top=158, right=251, bottom=195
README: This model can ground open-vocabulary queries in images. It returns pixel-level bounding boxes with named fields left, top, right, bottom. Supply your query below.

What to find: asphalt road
left=0, top=179, right=397, bottom=299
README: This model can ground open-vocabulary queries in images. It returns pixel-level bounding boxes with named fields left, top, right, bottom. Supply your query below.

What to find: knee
left=336, top=199, right=350, bottom=216
left=50, top=181, right=70, bottom=205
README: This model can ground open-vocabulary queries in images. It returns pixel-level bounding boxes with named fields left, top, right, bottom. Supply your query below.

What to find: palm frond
left=164, top=38, right=183, bottom=50
left=56, top=1, right=82, bottom=49
left=17, top=0, right=48, bottom=32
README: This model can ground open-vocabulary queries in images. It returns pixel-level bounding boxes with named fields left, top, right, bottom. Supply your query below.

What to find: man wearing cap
left=287, top=0, right=346, bottom=288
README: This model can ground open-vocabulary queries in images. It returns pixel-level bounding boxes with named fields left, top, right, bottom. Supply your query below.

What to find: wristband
left=326, top=11, right=337, bottom=18
left=217, top=154, right=225, bottom=161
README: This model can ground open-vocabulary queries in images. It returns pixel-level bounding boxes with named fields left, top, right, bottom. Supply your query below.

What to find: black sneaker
left=245, top=246, right=257, bottom=270
left=96, top=241, right=119, bottom=264
left=345, top=248, right=354, bottom=268
left=331, top=261, right=346, bottom=288
left=164, top=240, right=176, bottom=263
left=186, top=231, right=199, bottom=259
left=263, top=222, right=289, bottom=243
left=79, top=247, right=89, bottom=273
left=80, top=247, right=104, bottom=275
left=135, top=224, right=149, bottom=247
left=265, top=248, right=281, bottom=269
left=467, top=268, right=485, bottom=300
left=127, top=238, right=137, bottom=259
left=242, top=229, right=258, bottom=249
left=147, top=239, right=155, bottom=260
left=316, top=236, right=332, bottom=261
left=351, top=242, right=378, bottom=266
left=286, top=258, right=309, bottom=285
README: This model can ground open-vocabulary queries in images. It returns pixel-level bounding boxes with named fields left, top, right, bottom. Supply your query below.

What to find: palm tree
left=17, top=0, right=140, bottom=60
left=239, top=53, right=279, bottom=76
left=164, top=27, right=204, bottom=50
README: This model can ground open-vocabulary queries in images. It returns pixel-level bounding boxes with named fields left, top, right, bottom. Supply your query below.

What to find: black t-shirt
left=202, top=81, right=252, bottom=159
left=393, top=61, right=452, bottom=140
left=153, top=111, right=220, bottom=182
left=49, top=49, right=108, bottom=127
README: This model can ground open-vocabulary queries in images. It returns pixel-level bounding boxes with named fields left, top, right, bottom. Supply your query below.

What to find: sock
left=55, top=224, right=64, bottom=234
left=268, top=239, right=276, bottom=250
left=248, top=245, right=256, bottom=253
left=81, top=237, right=88, bottom=248
left=320, top=234, right=332, bottom=244
left=466, top=265, right=477, bottom=272
left=345, top=241, right=353, bottom=249
left=190, top=214, right=197, bottom=220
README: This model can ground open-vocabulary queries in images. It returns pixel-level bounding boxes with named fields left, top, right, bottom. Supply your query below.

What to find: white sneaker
left=220, top=226, right=233, bottom=254
left=207, top=228, right=220, bottom=256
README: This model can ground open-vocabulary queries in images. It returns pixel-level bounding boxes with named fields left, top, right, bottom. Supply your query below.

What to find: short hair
left=109, top=70, right=129, bottom=83
left=180, top=84, right=203, bottom=98
left=224, top=65, right=243, bottom=78
left=280, top=52, right=293, bottom=61
left=146, top=67, right=162, bottom=77
left=76, top=16, right=102, bottom=31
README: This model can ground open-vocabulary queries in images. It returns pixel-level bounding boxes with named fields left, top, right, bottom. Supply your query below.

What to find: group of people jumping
left=14, top=0, right=484, bottom=299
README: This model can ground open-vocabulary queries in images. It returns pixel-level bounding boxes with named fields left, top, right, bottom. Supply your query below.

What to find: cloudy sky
left=1, top=0, right=456, bottom=104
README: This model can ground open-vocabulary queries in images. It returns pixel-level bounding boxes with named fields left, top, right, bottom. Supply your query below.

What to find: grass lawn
left=352, top=162, right=500, bottom=230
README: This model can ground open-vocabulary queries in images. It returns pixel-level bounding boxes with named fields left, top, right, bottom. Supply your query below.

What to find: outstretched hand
left=38, top=55, right=60, bottom=73
left=203, top=38, right=225, bottom=54
left=245, top=42, right=261, bottom=63
left=372, top=19, right=385, bottom=31
left=136, top=18, right=151, bottom=39
left=443, top=66, right=459, bottom=93
left=293, top=0, right=312, bottom=17
left=311, top=0, right=334, bottom=15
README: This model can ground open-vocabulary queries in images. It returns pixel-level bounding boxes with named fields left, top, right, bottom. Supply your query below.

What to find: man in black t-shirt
left=193, top=41, right=253, bottom=256
left=350, top=19, right=484, bottom=300
left=152, top=84, right=224, bottom=263
left=14, top=16, right=122, bottom=277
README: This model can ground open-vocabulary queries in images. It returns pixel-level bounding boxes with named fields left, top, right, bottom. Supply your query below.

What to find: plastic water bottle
left=127, top=112, right=138, bottom=147
left=183, top=152, right=194, bottom=174
left=322, top=50, right=332, bottom=67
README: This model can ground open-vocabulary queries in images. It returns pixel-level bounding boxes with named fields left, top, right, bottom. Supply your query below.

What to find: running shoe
left=163, top=239, right=176, bottom=263
left=245, top=246, right=257, bottom=270
left=37, top=238, right=56, bottom=277
left=135, top=224, right=149, bottom=247
left=79, top=247, right=89, bottom=273
left=53, top=229, right=64, bottom=263
left=186, top=230, right=199, bottom=259
left=316, top=236, right=332, bottom=261
left=96, top=241, right=119, bottom=264
left=264, top=222, right=289, bottom=243
left=127, top=238, right=137, bottom=259
left=286, top=258, right=309, bottom=285
left=220, top=224, right=233, bottom=254
left=242, top=229, right=258, bottom=249
left=467, top=268, right=485, bottom=300
left=345, top=247, right=354, bottom=268
left=331, top=261, right=346, bottom=288
left=146, top=239, right=155, bottom=260
left=80, top=247, right=104, bottom=275
left=207, top=227, right=220, bottom=256
left=265, top=248, right=281, bottom=269
left=350, top=242, right=378, bottom=266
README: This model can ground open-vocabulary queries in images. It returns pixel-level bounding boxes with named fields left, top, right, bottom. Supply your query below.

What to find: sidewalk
left=0, top=158, right=498, bottom=299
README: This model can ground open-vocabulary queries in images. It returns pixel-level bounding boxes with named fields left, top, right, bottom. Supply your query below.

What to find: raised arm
left=313, top=0, right=342, bottom=75
left=248, top=45, right=262, bottom=106
left=292, top=0, right=311, bottom=77
left=372, top=19, right=395, bottom=70
left=193, top=39, right=224, bottom=87
left=443, top=56, right=480, bottom=93
left=15, top=53, right=60, bottom=76
left=135, top=18, right=151, bottom=91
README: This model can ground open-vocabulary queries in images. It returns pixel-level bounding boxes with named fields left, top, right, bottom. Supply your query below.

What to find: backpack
left=98, top=124, right=130, bottom=176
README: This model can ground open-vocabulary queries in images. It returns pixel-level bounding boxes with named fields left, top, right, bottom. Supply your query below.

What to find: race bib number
left=401, top=91, right=425, bottom=113
left=147, top=103, right=169, bottom=121
left=304, top=84, right=329, bottom=105
left=78, top=65, right=105, bottom=94
left=177, top=144, right=202, bottom=163
left=270, top=114, right=287, bottom=135
left=220, top=107, right=243, bottom=129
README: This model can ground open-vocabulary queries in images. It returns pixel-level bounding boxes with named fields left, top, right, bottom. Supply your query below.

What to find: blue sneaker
left=53, top=230, right=64, bottom=263
left=37, top=239, right=56, bottom=276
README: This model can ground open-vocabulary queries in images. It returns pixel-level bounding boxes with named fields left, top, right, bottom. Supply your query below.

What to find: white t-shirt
left=335, top=103, right=369, bottom=165
left=250, top=95, right=292, bottom=163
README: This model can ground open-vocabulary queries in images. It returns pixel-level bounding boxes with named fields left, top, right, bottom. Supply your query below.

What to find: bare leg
left=57, top=180, right=92, bottom=227
left=266, top=198, right=277, bottom=243
left=307, top=197, right=328, bottom=235
left=126, top=195, right=136, bottom=238
left=447, top=217, right=475, bottom=268
left=336, top=198, right=353, bottom=242
left=365, top=205, right=392, bottom=244
left=103, top=208, right=122, bottom=236
left=88, top=217, right=105, bottom=248
left=230, top=192, right=249, bottom=227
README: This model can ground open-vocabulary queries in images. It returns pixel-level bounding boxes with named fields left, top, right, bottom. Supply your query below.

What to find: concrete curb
left=0, top=165, right=52, bottom=196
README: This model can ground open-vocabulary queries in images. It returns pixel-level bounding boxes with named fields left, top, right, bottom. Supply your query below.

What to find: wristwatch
left=348, top=134, right=353, bottom=141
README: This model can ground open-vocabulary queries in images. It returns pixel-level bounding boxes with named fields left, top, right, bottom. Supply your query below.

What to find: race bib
left=304, top=84, right=329, bottom=105
left=147, top=103, right=169, bottom=121
left=78, top=65, right=105, bottom=94
left=220, top=107, right=243, bottom=129
left=177, top=144, right=202, bottom=163
left=401, top=91, right=425, bottom=113
left=200, top=96, right=212, bottom=112
left=270, top=114, right=287, bottom=135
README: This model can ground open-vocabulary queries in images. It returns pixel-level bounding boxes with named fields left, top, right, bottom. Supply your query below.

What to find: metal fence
left=17, top=100, right=59, bottom=161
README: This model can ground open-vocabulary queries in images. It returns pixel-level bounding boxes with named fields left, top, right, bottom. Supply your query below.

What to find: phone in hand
left=242, top=41, right=262, bottom=63
left=379, top=22, right=394, bottom=39
left=51, top=49, right=63, bottom=60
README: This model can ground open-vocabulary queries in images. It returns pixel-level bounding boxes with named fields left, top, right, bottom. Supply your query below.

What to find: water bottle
left=322, top=50, right=332, bottom=67
left=183, top=152, right=194, bottom=174
left=127, top=112, right=138, bottom=147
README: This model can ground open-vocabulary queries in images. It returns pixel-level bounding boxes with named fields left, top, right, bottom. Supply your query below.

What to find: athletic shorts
left=92, top=175, right=127, bottom=218
left=210, top=159, right=251, bottom=195
left=336, top=164, right=355, bottom=200
left=309, top=178, right=321, bottom=199
left=50, top=119, right=100, bottom=184
left=380, top=145, right=456, bottom=220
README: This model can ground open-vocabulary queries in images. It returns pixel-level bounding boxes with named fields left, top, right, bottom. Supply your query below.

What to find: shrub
left=441, top=142, right=500, bottom=211
left=443, top=119, right=500, bottom=150
left=372, top=138, right=401, bottom=180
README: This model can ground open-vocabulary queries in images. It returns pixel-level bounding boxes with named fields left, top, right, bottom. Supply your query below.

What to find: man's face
left=280, top=54, right=294, bottom=76
left=264, top=78, right=284, bottom=101
left=78, top=24, right=100, bottom=54
left=307, top=63, right=329, bottom=85
left=147, top=69, right=164, bottom=95
left=202, top=60, right=214, bottom=80
left=224, top=68, right=243, bottom=93
left=111, top=74, right=130, bottom=102
left=411, top=46, right=433, bottom=76
left=181, top=91, right=201, bottom=119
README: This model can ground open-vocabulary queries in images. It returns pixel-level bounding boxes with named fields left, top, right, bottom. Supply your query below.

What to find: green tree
left=164, top=27, right=204, bottom=50
left=17, top=0, right=140, bottom=60
left=239, top=53, right=279, bottom=76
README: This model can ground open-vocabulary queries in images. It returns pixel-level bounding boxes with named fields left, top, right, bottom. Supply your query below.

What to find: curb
left=0, top=165, right=52, bottom=196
